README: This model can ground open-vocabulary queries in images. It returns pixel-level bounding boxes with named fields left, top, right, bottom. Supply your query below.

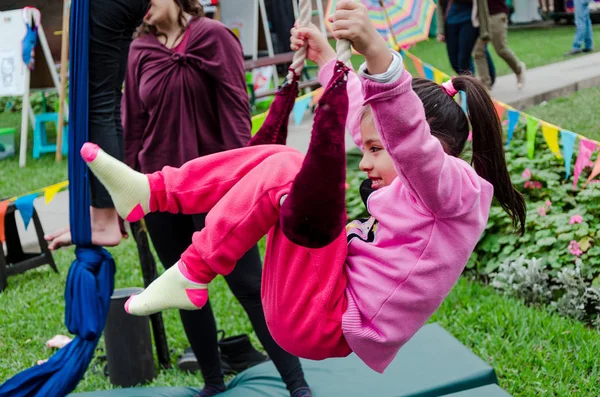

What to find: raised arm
left=361, top=55, right=487, bottom=217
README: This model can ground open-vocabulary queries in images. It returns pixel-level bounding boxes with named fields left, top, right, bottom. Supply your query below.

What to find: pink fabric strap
left=441, top=79, right=458, bottom=98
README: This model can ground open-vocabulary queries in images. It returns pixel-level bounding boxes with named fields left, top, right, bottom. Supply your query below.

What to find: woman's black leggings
left=145, top=212, right=307, bottom=392
left=88, top=0, right=148, bottom=207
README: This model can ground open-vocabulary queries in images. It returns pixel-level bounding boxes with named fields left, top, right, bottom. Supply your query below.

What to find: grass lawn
left=406, top=25, right=600, bottom=77
left=526, top=86, right=600, bottom=142
left=1, top=239, right=600, bottom=396
left=0, top=112, right=67, bottom=199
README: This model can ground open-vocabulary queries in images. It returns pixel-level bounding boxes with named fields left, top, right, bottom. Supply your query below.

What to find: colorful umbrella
left=325, top=0, right=436, bottom=49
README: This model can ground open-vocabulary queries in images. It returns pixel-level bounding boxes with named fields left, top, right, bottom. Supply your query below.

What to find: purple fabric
left=280, top=62, right=349, bottom=248
left=122, top=17, right=251, bottom=173
left=248, top=72, right=300, bottom=146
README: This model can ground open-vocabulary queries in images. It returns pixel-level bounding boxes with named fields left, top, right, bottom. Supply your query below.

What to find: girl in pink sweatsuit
left=82, top=1, right=525, bottom=374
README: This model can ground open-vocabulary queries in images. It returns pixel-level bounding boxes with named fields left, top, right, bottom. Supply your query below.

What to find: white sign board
left=0, top=8, right=63, bottom=167
left=0, top=10, right=28, bottom=97
left=219, top=0, right=258, bottom=58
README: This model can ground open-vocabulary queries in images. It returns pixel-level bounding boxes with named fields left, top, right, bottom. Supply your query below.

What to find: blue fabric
left=572, top=0, right=594, bottom=51
left=424, top=64, right=434, bottom=80
left=446, top=2, right=472, bottom=25
left=0, top=248, right=116, bottom=397
left=21, top=16, right=38, bottom=70
left=14, top=193, right=37, bottom=229
left=444, top=21, right=479, bottom=75
left=0, top=0, right=118, bottom=395
left=561, top=130, right=578, bottom=180
left=505, top=109, right=520, bottom=146
left=69, top=0, right=92, bottom=246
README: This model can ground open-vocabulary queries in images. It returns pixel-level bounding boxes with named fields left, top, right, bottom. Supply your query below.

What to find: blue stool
left=32, top=112, right=68, bottom=159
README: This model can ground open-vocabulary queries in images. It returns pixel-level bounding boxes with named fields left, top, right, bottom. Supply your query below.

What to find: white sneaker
left=516, top=62, right=526, bottom=90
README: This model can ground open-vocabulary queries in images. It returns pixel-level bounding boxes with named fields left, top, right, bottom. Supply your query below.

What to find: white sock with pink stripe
left=124, top=260, right=209, bottom=316
left=80, top=142, right=150, bottom=222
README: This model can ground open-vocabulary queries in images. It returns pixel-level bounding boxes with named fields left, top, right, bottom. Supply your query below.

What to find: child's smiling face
left=358, top=108, right=398, bottom=190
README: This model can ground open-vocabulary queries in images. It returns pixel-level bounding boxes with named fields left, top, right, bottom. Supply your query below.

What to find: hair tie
left=441, top=79, right=458, bottom=98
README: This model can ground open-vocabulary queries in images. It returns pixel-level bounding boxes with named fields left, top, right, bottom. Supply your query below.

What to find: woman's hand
left=437, top=34, right=445, bottom=42
left=290, top=23, right=336, bottom=68
left=328, top=0, right=391, bottom=74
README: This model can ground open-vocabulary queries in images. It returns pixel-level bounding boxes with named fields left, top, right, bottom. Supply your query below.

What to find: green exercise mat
left=70, top=323, right=499, bottom=397
left=443, top=384, right=512, bottom=396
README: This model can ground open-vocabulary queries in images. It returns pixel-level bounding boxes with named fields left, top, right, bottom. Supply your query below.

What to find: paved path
left=491, top=51, right=600, bottom=109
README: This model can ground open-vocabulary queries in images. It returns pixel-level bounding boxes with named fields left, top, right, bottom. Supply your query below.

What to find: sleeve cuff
left=317, top=58, right=338, bottom=87
left=358, top=50, right=404, bottom=84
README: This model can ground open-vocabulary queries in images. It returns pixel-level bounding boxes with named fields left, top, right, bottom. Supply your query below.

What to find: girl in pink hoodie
left=80, top=0, right=525, bottom=374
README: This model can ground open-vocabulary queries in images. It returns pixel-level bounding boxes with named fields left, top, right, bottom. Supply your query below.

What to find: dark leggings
left=88, top=0, right=148, bottom=208
left=445, top=21, right=496, bottom=85
left=145, top=212, right=307, bottom=392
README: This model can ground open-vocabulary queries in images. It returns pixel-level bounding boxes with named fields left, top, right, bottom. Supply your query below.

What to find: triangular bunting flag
left=541, top=122, right=562, bottom=159
left=0, top=200, right=9, bottom=243
left=44, top=183, right=65, bottom=204
left=14, top=193, right=37, bottom=230
left=460, top=91, right=467, bottom=113
left=560, top=130, right=578, bottom=180
left=433, top=69, right=445, bottom=84
left=586, top=152, right=600, bottom=185
left=526, top=116, right=539, bottom=159
left=506, top=109, right=520, bottom=146
left=292, top=96, right=311, bottom=126
left=423, top=64, right=434, bottom=81
left=493, top=101, right=506, bottom=120
left=311, top=88, right=324, bottom=106
left=412, top=57, right=425, bottom=78
left=251, top=113, right=267, bottom=135
left=573, top=138, right=597, bottom=188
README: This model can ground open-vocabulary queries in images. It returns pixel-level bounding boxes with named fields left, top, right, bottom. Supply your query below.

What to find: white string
left=287, top=0, right=312, bottom=83
left=336, top=38, right=352, bottom=68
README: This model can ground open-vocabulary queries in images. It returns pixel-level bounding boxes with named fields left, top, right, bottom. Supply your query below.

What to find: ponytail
left=452, top=76, right=526, bottom=235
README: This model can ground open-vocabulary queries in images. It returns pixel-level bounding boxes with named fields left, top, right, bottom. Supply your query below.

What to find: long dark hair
left=412, top=76, right=526, bottom=235
left=135, top=0, right=205, bottom=41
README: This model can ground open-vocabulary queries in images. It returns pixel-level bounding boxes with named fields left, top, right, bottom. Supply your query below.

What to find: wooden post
left=56, top=0, right=70, bottom=162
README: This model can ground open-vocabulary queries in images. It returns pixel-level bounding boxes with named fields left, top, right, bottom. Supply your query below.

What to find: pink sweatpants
left=147, top=145, right=352, bottom=360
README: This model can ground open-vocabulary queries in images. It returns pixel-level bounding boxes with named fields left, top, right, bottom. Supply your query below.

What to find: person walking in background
left=436, top=0, right=496, bottom=87
left=473, top=0, right=526, bottom=90
left=565, top=0, right=594, bottom=56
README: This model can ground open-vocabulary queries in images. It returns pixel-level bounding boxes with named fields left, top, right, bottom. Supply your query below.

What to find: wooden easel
left=55, top=0, right=70, bottom=162
left=0, top=8, right=67, bottom=167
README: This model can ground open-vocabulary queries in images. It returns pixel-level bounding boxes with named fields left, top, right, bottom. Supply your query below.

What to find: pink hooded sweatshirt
left=317, top=55, right=494, bottom=373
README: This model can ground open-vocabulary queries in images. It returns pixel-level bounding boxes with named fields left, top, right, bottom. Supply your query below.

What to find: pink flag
left=574, top=138, right=597, bottom=188
left=586, top=155, right=600, bottom=186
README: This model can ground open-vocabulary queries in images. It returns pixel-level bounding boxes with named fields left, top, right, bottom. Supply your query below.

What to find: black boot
left=177, top=347, right=235, bottom=375
left=218, top=333, right=269, bottom=374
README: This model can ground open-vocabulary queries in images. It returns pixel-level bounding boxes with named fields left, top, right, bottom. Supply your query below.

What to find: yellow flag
left=44, top=181, right=68, bottom=204
left=433, top=69, right=445, bottom=85
left=541, top=122, right=562, bottom=159
left=251, top=113, right=267, bottom=136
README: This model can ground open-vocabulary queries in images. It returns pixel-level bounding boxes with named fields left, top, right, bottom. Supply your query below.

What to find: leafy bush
left=470, top=134, right=600, bottom=281
left=491, top=256, right=600, bottom=326
left=1, top=92, right=59, bottom=114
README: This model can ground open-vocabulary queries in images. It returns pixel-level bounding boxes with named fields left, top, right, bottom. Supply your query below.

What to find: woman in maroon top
left=124, top=1, right=310, bottom=396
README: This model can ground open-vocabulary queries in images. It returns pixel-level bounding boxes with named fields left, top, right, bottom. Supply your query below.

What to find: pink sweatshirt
left=318, top=57, right=494, bottom=373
